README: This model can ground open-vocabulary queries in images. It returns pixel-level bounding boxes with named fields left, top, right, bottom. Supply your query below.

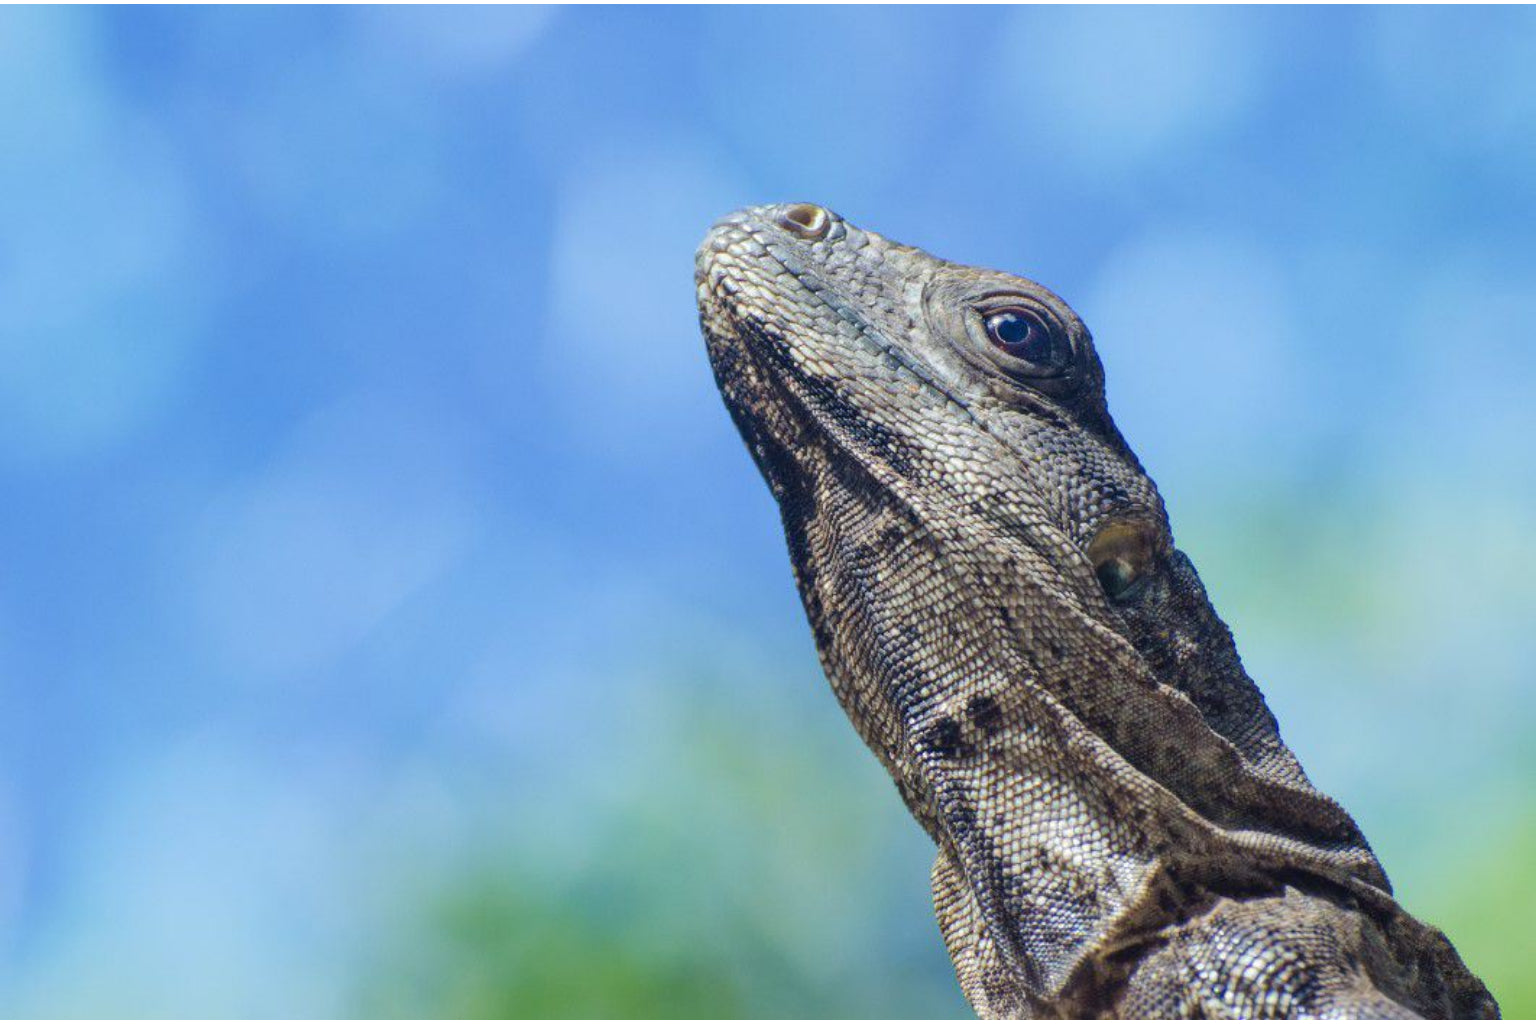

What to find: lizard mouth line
left=699, top=202, right=1498, bottom=1019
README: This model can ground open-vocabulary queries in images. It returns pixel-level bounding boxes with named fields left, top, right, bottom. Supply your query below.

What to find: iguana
left=696, top=203, right=1497, bottom=1019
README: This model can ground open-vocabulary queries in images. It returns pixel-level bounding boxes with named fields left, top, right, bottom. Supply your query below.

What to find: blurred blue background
left=0, top=5, right=1531, bottom=1016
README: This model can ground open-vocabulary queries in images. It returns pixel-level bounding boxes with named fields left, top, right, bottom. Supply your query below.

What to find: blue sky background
left=0, top=5, right=1532, bottom=1015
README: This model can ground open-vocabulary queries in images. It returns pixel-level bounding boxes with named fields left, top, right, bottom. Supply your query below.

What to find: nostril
left=778, top=203, right=830, bottom=240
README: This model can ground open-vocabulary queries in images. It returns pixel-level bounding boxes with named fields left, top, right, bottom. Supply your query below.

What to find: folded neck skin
left=697, top=202, right=1498, bottom=1019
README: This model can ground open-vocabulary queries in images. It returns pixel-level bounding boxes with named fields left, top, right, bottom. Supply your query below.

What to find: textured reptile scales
left=697, top=203, right=1497, bottom=1020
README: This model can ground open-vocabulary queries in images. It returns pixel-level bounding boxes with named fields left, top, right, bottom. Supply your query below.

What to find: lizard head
left=698, top=202, right=1302, bottom=779
left=699, top=202, right=1156, bottom=575
left=696, top=204, right=1492, bottom=1018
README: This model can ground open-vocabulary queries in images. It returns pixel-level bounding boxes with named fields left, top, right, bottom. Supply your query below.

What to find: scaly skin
left=696, top=203, right=1497, bottom=1019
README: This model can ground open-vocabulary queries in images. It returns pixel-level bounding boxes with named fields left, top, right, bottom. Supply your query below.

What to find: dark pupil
left=987, top=312, right=1052, bottom=363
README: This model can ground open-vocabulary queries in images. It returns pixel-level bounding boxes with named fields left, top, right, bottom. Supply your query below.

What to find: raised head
left=698, top=203, right=1494, bottom=1018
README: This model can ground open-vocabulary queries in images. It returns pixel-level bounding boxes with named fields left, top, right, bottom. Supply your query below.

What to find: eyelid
left=973, top=292, right=1063, bottom=322
left=920, top=275, right=1087, bottom=397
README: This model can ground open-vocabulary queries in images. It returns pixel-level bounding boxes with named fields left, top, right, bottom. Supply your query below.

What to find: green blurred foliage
left=350, top=561, right=1532, bottom=1018
left=357, top=664, right=969, bottom=1018
left=1415, top=818, right=1536, bottom=1016
left=346, top=472, right=1536, bottom=1019
left=364, top=878, right=750, bottom=1017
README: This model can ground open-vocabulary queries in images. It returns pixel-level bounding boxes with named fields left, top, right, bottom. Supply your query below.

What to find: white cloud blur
left=986, top=6, right=1276, bottom=180
left=358, top=5, right=557, bottom=76
left=1084, top=225, right=1303, bottom=486
left=1367, top=7, right=1536, bottom=162
left=542, top=135, right=749, bottom=463
left=0, top=8, right=206, bottom=463
left=182, top=392, right=477, bottom=687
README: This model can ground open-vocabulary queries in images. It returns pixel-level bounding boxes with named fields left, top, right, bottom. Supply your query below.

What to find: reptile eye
left=984, top=308, right=1059, bottom=367
left=1086, top=520, right=1158, bottom=603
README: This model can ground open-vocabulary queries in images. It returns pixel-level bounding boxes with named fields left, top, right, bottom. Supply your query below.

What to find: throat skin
left=697, top=203, right=1497, bottom=1019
